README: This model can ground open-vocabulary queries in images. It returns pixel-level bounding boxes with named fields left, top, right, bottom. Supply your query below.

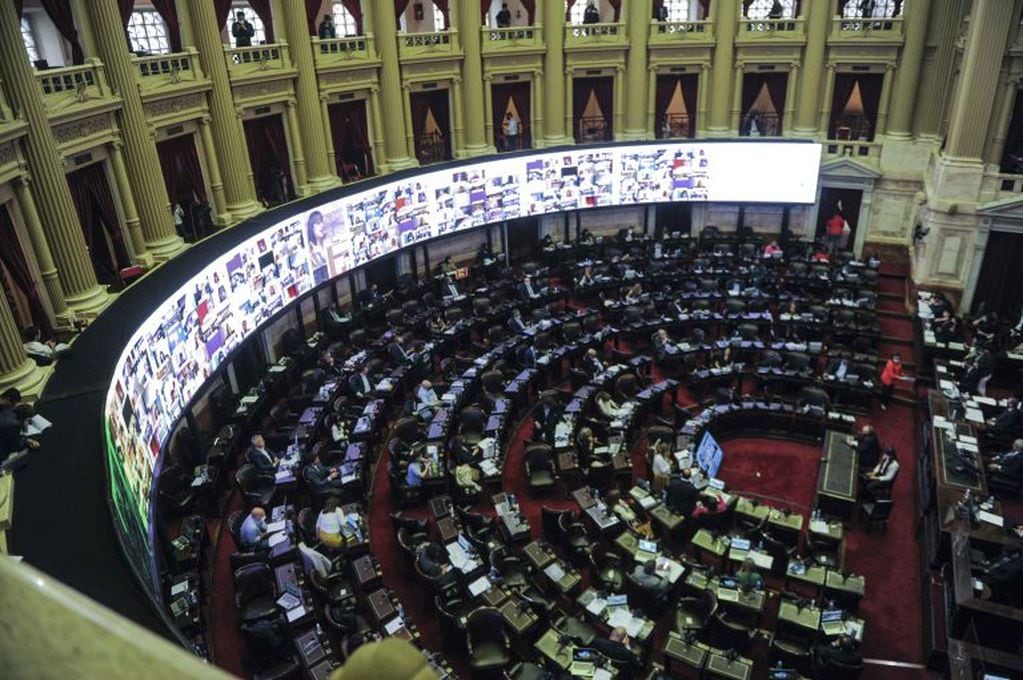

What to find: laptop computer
left=570, top=648, right=596, bottom=677
left=717, top=578, right=740, bottom=602
left=821, top=608, right=846, bottom=636
left=730, top=537, right=752, bottom=552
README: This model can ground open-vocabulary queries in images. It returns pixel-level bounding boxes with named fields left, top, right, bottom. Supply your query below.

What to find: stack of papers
left=544, top=563, right=566, bottom=582
left=268, top=532, right=288, bottom=548
left=468, top=575, right=491, bottom=596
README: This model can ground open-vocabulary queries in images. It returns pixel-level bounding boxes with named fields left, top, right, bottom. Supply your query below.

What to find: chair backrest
left=234, top=562, right=273, bottom=604
left=236, top=464, right=263, bottom=490
left=871, top=499, right=894, bottom=519
left=395, top=417, right=421, bottom=444
left=461, top=406, right=485, bottom=432
left=541, top=506, right=565, bottom=537
left=583, top=315, right=600, bottom=333
left=786, top=352, right=811, bottom=372
left=800, top=386, right=830, bottom=409
left=473, top=297, right=491, bottom=315
left=444, top=307, right=462, bottom=323
left=616, top=373, right=639, bottom=399
left=738, top=323, right=758, bottom=340
left=562, top=321, right=581, bottom=343
left=467, top=606, right=506, bottom=645
left=227, top=510, right=246, bottom=545
left=525, top=443, right=552, bottom=470
left=487, top=326, right=505, bottom=344
left=402, top=300, right=419, bottom=316
left=726, top=299, right=746, bottom=315
left=482, top=370, right=504, bottom=394
left=386, top=309, right=404, bottom=327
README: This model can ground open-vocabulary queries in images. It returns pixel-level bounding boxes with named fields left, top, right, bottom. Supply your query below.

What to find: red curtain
left=481, top=0, right=493, bottom=21
left=395, top=0, right=411, bottom=28
left=565, top=0, right=578, bottom=21
left=432, top=0, right=450, bottom=27
left=828, top=73, right=858, bottom=138
left=698, top=0, right=710, bottom=19
left=40, top=0, right=84, bottom=64
left=572, top=77, right=613, bottom=142
left=339, top=0, right=364, bottom=34
left=410, top=91, right=432, bottom=141
left=247, top=0, right=275, bottom=42
left=0, top=206, right=51, bottom=334
left=305, top=0, right=321, bottom=34
left=66, top=163, right=132, bottom=287
left=150, top=0, right=182, bottom=51
left=519, top=0, right=535, bottom=24
left=214, top=0, right=234, bottom=30
left=655, top=76, right=678, bottom=137
left=607, top=0, right=622, bottom=22
left=741, top=0, right=755, bottom=17
left=491, top=82, right=531, bottom=148
left=243, top=115, right=294, bottom=204
left=764, top=73, right=788, bottom=126
left=680, top=74, right=698, bottom=136
left=857, top=74, right=884, bottom=141
left=410, top=90, right=451, bottom=161
left=118, top=0, right=134, bottom=27
left=328, top=100, right=375, bottom=179
left=156, top=135, right=208, bottom=205
left=15, top=0, right=24, bottom=18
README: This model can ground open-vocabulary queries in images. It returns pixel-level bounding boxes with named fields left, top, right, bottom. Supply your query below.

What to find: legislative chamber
left=1, top=2, right=1022, bottom=680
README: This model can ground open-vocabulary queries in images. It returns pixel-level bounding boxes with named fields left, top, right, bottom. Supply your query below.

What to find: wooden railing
left=830, top=16, right=904, bottom=39
left=312, top=35, right=376, bottom=67
left=649, top=19, right=714, bottom=43
left=657, top=114, right=693, bottom=139
left=577, top=116, right=611, bottom=144
left=35, top=60, right=110, bottom=111
left=134, top=49, right=204, bottom=93
left=740, top=112, right=782, bottom=137
left=415, top=131, right=450, bottom=165
left=480, top=25, right=542, bottom=51
left=224, top=43, right=291, bottom=76
left=565, top=22, right=625, bottom=47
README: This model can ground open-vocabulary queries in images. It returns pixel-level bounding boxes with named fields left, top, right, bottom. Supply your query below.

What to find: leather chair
left=490, top=545, right=531, bottom=591
left=562, top=321, right=582, bottom=343
left=390, top=511, right=430, bottom=536
left=349, top=328, right=370, bottom=350
left=296, top=507, right=318, bottom=545
left=397, top=527, right=427, bottom=561
left=770, top=637, right=812, bottom=675
left=553, top=614, right=597, bottom=646
left=236, top=464, right=275, bottom=507
left=647, top=425, right=674, bottom=447
left=460, top=406, right=486, bottom=446
left=473, top=297, right=491, bottom=316
left=725, top=299, right=746, bottom=316
left=798, top=386, right=831, bottom=413
left=525, top=444, right=557, bottom=494
left=436, top=593, right=468, bottom=641
left=457, top=506, right=496, bottom=544
left=481, top=370, right=505, bottom=401
left=233, top=563, right=279, bottom=624
left=541, top=506, right=567, bottom=540
left=738, top=323, right=759, bottom=341
left=394, top=417, right=422, bottom=446
left=558, top=512, right=589, bottom=564
left=588, top=542, right=624, bottom=591
left=466, top=607, right=512, bottom=672
left=251, top=655, right=303, bottom=680
left=505, top=662, right=547, bottom=680
left=673, top=593, right=718, bottom=634
left=487, top=326, right=505, bottom=344
left=615, top=373, right=641, bottom=402
left=583, top=315, right=601, bottom=334
left=386, top=308, right=405, bottom=329
left=860, top=498, right=894, bottom=534
left=708, top=610, right=755, bottom=653
left=227, top=510, right=269, bottom=572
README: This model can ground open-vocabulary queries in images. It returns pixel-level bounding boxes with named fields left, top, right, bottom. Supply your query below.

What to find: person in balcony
left=502, top=112, right=520, bottom=151
left=768, top=1, right=784, bottom=19
left=318, top=14, right=337, bottom=39
left=232, top=11, right=255, bottom=47
left=583, top=1, right=601, bottom=24
left=496, top=3, right=512, bottom=28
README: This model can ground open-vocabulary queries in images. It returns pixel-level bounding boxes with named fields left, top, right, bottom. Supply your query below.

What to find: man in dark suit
left=440, top=275, right=460, bottom=299
left=651, top=328, right=673, bottom=361
left=580, top=348, right=604, bottom=378
left=518, top=343, right=537, bottom=368
left=518, top=276, right=540, bottom=300
left=321, top=302, right=349, bottom=337
left=246, top=434, right=279, bottom=474
left=507, top=309, right=527, bottom=333
left=389, top=335, right=412, bottom=365
left=358, top=283, right=380, bottom=309
left=988, top=398, right=1022, bottom=441
left=349, top=365, right=373, bottom=398
left=824, top=357, right=850, bottom=380
left=532, top=393, right=561, bottom=442
left=665, top=470, right=700, bottom=516
left=988, top=439, right=1023, bottom=486
left=304, top=453, right=345, bottom=494
left=852, top=424, right=880, bottom=470
left=811, top=635, right=862, bottom=673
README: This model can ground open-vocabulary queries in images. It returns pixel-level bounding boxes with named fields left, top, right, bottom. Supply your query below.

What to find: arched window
left=662, top=1, right=690, bottom=22
left=331, top=2, right=359, bottom=36
left=744, top=0, right=797, bottom=20
left=841, top=0, right=900, bottom=19
left=127, top=10, right=170, bottom=54
left=21, top=17, right=39, bottom=63
left=230, top=2, right=267, bottom=47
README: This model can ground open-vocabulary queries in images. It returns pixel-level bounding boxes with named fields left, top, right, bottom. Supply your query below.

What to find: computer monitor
left=638, top=539, right=658, bottom=554
left=821, top=608, right=844, bottom=623
left=730, top=537, right=751, bottom=552
left=607, top=594, right=628, bottom=606
left=696, top=431, right=724, bottom=478
left=767, top=670, right=796, bottom=680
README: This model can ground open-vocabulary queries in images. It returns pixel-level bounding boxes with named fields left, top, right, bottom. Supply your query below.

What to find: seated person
left=449, top=435, right=477, bottom=465
left=933, top=309, right=960, bottom=342
left=388, top=335, right=414, bottom=365
left=665, top=469, right=699, bottom=516
left=576, top=265, right=596, bottom=287
left=987, top=398, right=1022, bottom=440
left=327, top=414, right=348, bottom=445
left=624, top=282, right=643, bottom=304
left=518, top=342, right=537, bottom=368
left=576, top=426, right=597, bottom=469
left=581, top=348, right=606, bottom=378
left=735, top=558, right=764, bottom=592
left=319, top=350, right=343, bottom=376
left=518, top=275, right=541, bottom=300
left=436, top=255, right=455, bottom=276
left=651, top=328, right=674, bottom=361
left=239, top=506, right=270, bottom=551
left=349, top=365, right=374, bottom=398
left=690, top=495, right=721, bottom=521
left=578, top=228, right=595, bottom=245
left=596, top=391, right=625, bottom=420
left=317, top=498, right=347, bottom=549
left=455, top=461, right=482, bottom=494
left=541, top=234, right=555, bottom=251
left=440, top=275, right=460, bottom=299
left=762, top=241, right=782, bottom=257
left=298, top=540, right=336, bottom=580
left=532, top=392, right=562, bottom=442
left=415, top=380, right=441, bottom=420
left=988, top=438, right=1023, bottom=486
left=427, top=314, right=448, bottom=335
left=631, top=560, right=670, bottom=597
left=811, top=635, right=863, bottom=672
left=589, top=627, right=640, bottom=676
left=304, top=452, right=346, bottom=494
left=507, top=308, right=527, bottom=333
left=0, top=391, right=40, bottom=465
left=861, top=446, right=900, bottom=497
left=415, top=541, right=452, bottom=579
left=22, top=326, right=70, bottom=363
left=824, top=356, right=851, bottom=381
left=246, top=433, right=279, bottom=474
left=405, top=456, right=427, bottom=487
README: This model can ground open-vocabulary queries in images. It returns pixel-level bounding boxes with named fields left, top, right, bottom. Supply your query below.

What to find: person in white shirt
left=327, top=414, right=347, bottom=445
left=651, top=441, right=672, bottom=492
left=863, top=446, right=900, bottom=497
left=316, top=497, right=345, bottom=549
left=416, top=380, right=440, bottom=420
left=595, top=391, right=621, bottom=419
left=22, top=326, right=70, bottom=362
left=502, top=112, right=520, bottom=151
left=298, top=541, right=334, bottom=580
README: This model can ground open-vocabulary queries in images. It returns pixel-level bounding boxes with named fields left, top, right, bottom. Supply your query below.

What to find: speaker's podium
left=816, top=430, right=860, bottom=519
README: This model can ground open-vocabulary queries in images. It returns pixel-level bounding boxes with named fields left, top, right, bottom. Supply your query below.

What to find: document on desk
left=965, top=408, right=985, bottom=424
left=384, top=616, right=405, bottom=635
left=266, top=520, right=286, bottom=533
left=810, top=519, right=831, bottom=535
left=277, top=592, right=302, bottom=611
left=24, top=414, right=52, bottom=436
left=544, top=563, right=566, bottom=582
left=285, top=606, right=306, bottom=623
left=268, top=531, right=288, bottom=548
left=468, top=576, right=491, bottom=597
left=171, top=580, right=190, bottom=596
left=593, top=669, right=612, bottom=680
left=977, top=510, right=1004, bottom=527
left=607, top=607, right=632, bottom=629
left=586, top=596, right=608, bottom=616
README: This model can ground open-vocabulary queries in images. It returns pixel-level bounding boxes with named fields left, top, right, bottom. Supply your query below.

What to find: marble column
left=944, top=0, right=1015, bottom=161
left=84, top=0, right=184, bottom=262
left=542, top=0, right=571, bottom=146
left=706, top=0, right=739, bottom=135
left=0, top=283, right=45, bottom=397
left=370, top=0, right=417, bottom=170
left=913, top=0, right=968, bottom=137
left=456, top=0, right=491, bottom=155
left=791, top=0, right=831, bottom=135
left=885, top=0, right=930, bottom=138
left=106, top=141, right=147, bottom=261
left=283, top=101, right=309, bottom=194
left=622, top=0, right=651, bottom=140
left=12, top=178, right=66, bottom=317
left=197, top=118, right=230, bottom=225
left=273, top=0, right=341, bottom=192
left=0, top=0, right=110, bottom=317
left=184, top=0, right=263, bottom=220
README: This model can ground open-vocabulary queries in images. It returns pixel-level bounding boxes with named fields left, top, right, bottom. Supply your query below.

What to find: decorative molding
left=142, top=92, right=204, bottom=119
left=232, top=80, right=292, bottom=100
left=52, top=112, right=114, bottom=147
left=0, top=143, right=17, bottom=168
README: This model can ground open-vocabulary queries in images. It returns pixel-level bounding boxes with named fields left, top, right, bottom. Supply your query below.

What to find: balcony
left=824, top=139, right=882, bottom=161
left=35, top=60, right=113, bottom=114
left=829, top=16, right=904, bottom=43
left=564, top=23, right=627, bottom=49
left=648, top=20, right=714, bottom=46
left=224, top=43, right=293, bottom=80
left=480, top=26, right=543, bottom=54
left=133, top=49, right=205, bottom=95
left=737, top=17, right=805, bottom=42
left=312, top=35, right=378, bottom=68
left=398, top=30, right=461, bottom=61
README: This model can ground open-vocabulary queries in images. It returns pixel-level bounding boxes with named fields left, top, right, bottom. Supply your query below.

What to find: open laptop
left=821, top=608, right=846, bottom=636
left=570, top=648, right=597, bottom=677
left=730, top=537, right=752, bottom=552
left=637, top=539, right=659, bottom=561
left=717, top=577, right=740, bottom=602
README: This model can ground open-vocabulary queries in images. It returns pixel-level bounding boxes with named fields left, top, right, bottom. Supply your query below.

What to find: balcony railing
left=740, top=112, right=782, bottom=137
left=480, top=26, right=542, bottom=52
left=312, top=35, right=376, bottom=67
left=997, top=174, right=1023, bottom=195
left=824, top=139, right=882, bottom=160
left=134, top=49, right=204, bottom=93
left=831, top=115, right=874, bottom=143
left=657, top=114, right=694, bottom=139
left=415, top=131, right=450, bottom=165
left=565, top=23, right=626, bottom=48
left=36, top=60, right=110, bottom=111
left=399, top=30, right=460, bottom=59
left=224, top=43, right=291, bottom=77
left=649, top=19, right=714, bottom=44
left=830, top=16, right=904, bottom=40
left=577, top=116, right=611, bottom=144
left=739, top=17, right=804, bottom=38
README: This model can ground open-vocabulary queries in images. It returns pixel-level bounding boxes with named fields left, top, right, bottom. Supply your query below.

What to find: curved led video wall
left=102, top=140, right=821, bottom=595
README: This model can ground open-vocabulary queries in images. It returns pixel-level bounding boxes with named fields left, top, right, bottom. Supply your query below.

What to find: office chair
left=701, top=225, right=720, bottom=240
left=525, top=443, right=557, bottom=494
left=786, top=352, right=812, bottom=373
left=473, top=296, right=491, bottom=316
left=860, top=498, right=894, bottom=534
left=505, top=663, right=548, bottom=680
left=541, top=506, right=569, bottom=540
left=562, top=321, right=582, bottom=343
left=699, top=277, right=719, bottom=292
left=615, top=373, right=641, bottom=401
left=251, top=655, right=303, bottom=680
left=738, top=242, right=757, bottom=259
left=487, top=326, right=505, bottom=344
left=397, top=527, right=427, bottom=562
left=647, top=425, right=674, bottom=447
left=583, top=315, right=601, bottom=334
left=444, top=307, right=462, bottom=324
left=554, top=613, right=598, bottom=646
left=386, top=308, right=405, bottom=329
left=588, top=542, right=625, bottom=591
left=770, top=636, right=812, bottom=676
left=725, top=299, right=746, bottom=316
left=586, top=461, right=615, bottom=491
left=394, top=417, right=422, bottom=445
left=460, top=406, right=486, bottom=446
left=673, top=593, right=718, bottom=634
left=402, top=300, right=420, bottom=317
left=738, top=323, right=759, bottom=341
left=489, top=544, right=531, bottom=590
left=798, top=386, right=831, bottom=413
left=466, top=607, right=512, bottom=672
left=436, top=593, right=469, bottom=640
left=558, top=512, right=590, bottom=564
left=818, top=657, right=865, bottom=679
left=693, top=257, right=711, bottom=271
left=233, top=563, right=279, bottom=624
left=235, top=464, right=275, bottom=507
left=708, top=610, right=755, bottom=653
left=348, top=328, right=370, bottom=350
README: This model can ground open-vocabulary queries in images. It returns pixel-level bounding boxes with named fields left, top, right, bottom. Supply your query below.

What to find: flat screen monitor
left=696, top=431, right=724, bottom=478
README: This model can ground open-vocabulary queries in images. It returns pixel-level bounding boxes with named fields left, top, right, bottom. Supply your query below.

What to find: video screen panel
left=103, top=141, right=820, bottom=593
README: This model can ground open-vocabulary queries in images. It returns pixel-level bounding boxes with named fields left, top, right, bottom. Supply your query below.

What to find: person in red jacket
left=879, top=353, right=911, bottom=411
left=825, top=210, right=846, bottom=255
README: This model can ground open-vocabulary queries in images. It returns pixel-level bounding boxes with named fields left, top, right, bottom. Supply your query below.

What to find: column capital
left=825, top=63, right=836, bottom=71
left=401, top=82, right=413, bottom=91
left=200, top=114, right=213, bottom=126
left=109, top=138, right=124, bottom=151
left=452, top=75, right=463, bottom=85
left=647, top=64, right=658, bottom=74
left=483, top=74, right=493, bottom=83
left=614, top=65, right=625, bottom=75
left=285, top=98, right=298, bottom=108
left=369, top=85, right=381, bottom=95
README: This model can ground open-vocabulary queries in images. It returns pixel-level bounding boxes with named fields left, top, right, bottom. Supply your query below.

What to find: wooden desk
left=436, top=516, right=458, bottom=544
left=523, top=540, right=555, bottom=570
left=735, top=497, right=770, bottom=525
left=777, top=600, right=821, bottom=632
left=480, top=586, right=509, bottom=607
left=542, top=559, right=582, bottom=596
left=648, top=503, right=684, bottom=533
left=500, top=596, right=541, bottom=637
left=705, top=649, right=753, bottom=680
left=352, top=555, right=380, bottom=590
left=766, top=507, right=804, bottom=537
left=709, top=578, right=765, bottom=616
left=430, top=496, right=453, bottom=519
left=663, top=632, right=709, bottom=672
left=692, top=529, right=728, bottom=559
left=367, top=588, right=396, bottom=625
left=295, top=629, right=327, bottom=668
left=824, top=570, right=865, bottom=602
left=817, top=430, right=858, bottom=519
left=785, top=561, right=827, bottom=592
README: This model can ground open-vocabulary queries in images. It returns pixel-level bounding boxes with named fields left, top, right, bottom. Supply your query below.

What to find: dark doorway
left=156, top=134, right=211, bottom=242
left=740, top=72, right=788, bottom=137
left=815, top=187, right=863, bottom=251
left=829, top=73, right=884, bottom=141
left=328, top=99, right=376, bottom=181
left=492, top=81, right=531, bottom=151
left=243, top=115, right=295, bottom=206
left=572, top=76, right=614, bottom=143
left=1000, top=89, right=1023, bottom=174
left=656, top=201, right=692, bottom=237
left=506, top=216, right=540, bottom=262
left=66, top=162, right=132, bottom=289
left=410, top=89, right=452, bottom=165
left=364, top=253, right=398, bottom=294
left=972, top=231, right=1023, bottom=316
left=654, top=74, right=698, bottom=139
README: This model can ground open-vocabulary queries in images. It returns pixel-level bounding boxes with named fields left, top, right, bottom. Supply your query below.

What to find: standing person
left=172, top=203, right=186, bottom=240
left=768, top=0, right=784, bottom=19
left=825, top=209, right=846, bottom=255
left=318, top=13, right=336, bottom=39
left=496, top=3, right=512, bottom=27
left=879, top=353, right=910, bottom=412
left=231, top=10, right=255, bottom=47
left=583, top=1, right=600, bottom=24
left=502, top=112, right=520, bottom=151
